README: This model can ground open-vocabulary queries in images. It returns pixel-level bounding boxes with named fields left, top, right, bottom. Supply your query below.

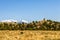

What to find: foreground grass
left=0, top=30, right=60, bottom=40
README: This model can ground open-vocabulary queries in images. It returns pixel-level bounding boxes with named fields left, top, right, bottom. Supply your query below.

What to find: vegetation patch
left=0, top=18, right=60, bottom=30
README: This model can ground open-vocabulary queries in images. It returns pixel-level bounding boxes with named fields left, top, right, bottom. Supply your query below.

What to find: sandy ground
left=0, top=30, right=60, bottom=40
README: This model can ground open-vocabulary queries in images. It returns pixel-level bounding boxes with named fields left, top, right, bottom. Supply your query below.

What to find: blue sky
left=0, top=0, right=60, bottom=22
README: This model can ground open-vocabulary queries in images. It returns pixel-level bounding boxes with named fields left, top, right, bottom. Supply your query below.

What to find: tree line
left=0, top=19, right=60, bottom=30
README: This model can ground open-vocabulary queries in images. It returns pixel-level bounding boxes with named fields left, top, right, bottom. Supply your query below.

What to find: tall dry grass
left=0, top=30, right=60, bottom=40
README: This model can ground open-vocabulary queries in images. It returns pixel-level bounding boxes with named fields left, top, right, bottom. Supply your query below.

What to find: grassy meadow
left=0, top=30, right=60, bottom=40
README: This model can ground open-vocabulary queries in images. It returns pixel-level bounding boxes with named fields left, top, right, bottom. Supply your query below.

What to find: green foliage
left=0, top=19, right=60, bottom=30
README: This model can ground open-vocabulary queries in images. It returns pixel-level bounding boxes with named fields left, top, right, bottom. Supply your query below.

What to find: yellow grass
left=0, top=30, right=60, bottom=40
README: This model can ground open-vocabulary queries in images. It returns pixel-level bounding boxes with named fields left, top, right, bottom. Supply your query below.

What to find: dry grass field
left=0, top=30, right=60, bottom=40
